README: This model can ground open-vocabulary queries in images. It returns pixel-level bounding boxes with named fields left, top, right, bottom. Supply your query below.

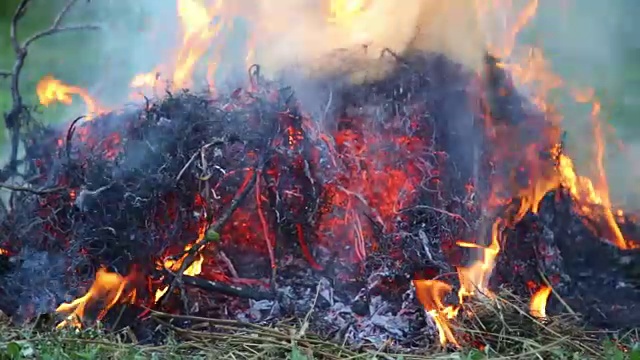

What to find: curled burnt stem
left=160, top=166, right=260, bottom=306
left=1, top=0, right=100, bottom=181
left=65, top=115, right=84, bottom=158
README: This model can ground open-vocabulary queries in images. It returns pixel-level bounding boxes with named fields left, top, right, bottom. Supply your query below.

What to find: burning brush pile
left=1, top=0, right=640, bottom=356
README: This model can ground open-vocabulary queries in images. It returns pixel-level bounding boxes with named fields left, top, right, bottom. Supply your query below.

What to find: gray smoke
left=2, top=0, right=639, bottom=208
left=523, top=0, right=639, bottom=207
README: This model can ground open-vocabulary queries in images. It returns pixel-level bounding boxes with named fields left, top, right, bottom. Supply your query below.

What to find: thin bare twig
left=2, top=0, right=100, bottom=181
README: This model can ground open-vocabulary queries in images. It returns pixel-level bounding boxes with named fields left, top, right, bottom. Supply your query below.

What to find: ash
left=0, top=53, right=638, bottom=349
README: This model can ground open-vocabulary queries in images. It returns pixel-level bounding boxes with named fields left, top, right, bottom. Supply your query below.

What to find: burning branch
left=160, top=166, right=260, bottom=305
left=1, top=0, right=100, bottom=181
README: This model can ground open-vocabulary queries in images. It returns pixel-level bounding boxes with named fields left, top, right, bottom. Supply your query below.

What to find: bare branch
left=24, top=24, right=101, bottom=48
left=10, top=0, right=31, bottom=53
left=1, top=0, right=100, bottom=182
left=23, top=0, right=101, bottom=48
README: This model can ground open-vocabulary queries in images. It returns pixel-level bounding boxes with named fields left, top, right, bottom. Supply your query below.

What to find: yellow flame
left=413, top=280, right=460, bottom=347
left=328, top=0, right=366, bottom=25
left=36, top=75, right=104, bottom=119
left=529, top=286, right=552, bottom=318
left=55, top=268, right=135, bottom=328
left=173, top=0, right=225, bottom=89
left=154, top=225, right=206, bottom=302
left=456, top=219, right=502, bottom=302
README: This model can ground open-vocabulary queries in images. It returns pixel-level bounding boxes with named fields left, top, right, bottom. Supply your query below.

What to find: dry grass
left=0, top=293, right=637, bottom=360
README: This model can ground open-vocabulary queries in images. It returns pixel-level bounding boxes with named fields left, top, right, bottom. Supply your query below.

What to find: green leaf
left=205, top=230, right=220, bottom=242
left=466, top=349, right=485, bottom=360
left=6, top=342, right=21, bottom=360
left=603, top=340, right=626, bottom=360
left=290, top=345, right=309, bottom=360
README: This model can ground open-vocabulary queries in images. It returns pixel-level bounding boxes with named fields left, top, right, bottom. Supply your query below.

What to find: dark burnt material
left=0, top=54, right=638, bottom=350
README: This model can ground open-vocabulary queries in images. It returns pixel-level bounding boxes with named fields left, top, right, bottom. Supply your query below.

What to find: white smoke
left=2, top=0, right=637, bottom=207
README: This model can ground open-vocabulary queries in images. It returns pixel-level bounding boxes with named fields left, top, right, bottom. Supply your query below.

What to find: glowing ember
left=36, top=75, right=104, bottom=119
left=529, top=286, right=552, bottom=318
left=55, top=268, right=137, bottom=328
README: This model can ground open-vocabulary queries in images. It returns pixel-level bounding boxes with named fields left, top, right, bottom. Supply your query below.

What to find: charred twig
left=175, top=140, right=225, bottom=183
left=172, top=272, right=275, bottom=301
left=397, top=204, right=471, bottom=229
left=2, top=0, right=100, bottom=180
left=0, top=183, right=65, bottom=195
left=160, top=167, right=259, bottom=306
left=65, top=115, right=85, bottom=158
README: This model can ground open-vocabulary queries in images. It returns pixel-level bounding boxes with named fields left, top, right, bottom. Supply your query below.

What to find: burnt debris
left=0, top=53, right=638, bottom=350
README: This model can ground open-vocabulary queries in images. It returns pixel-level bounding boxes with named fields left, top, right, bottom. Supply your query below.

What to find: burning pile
left=1, top=0, right=639, bottom=353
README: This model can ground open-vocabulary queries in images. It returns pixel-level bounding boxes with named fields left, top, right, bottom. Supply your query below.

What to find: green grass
left=0, top=295, right=638, bottom=360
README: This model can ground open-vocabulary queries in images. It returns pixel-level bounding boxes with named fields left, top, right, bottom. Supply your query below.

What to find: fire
left=29, top=0, right=637, bottom=347
left=328, top=0, right=366, bottom=24
left=154, top=223, right=207, bottom=302
left=413, top=0, right=635, bottom=347
left=55, top=268, right=137, bottom=328
left=456, top=219, right=503, bottom=301
left=172, top=0, right=225, bottom=89
left=413, top=280, right=460, bottom=347
left=36, top=75, right=104, bottom=119
left=529, top=286, right=552, bottom=318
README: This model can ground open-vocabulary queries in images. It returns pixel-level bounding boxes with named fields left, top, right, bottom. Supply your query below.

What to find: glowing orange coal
left=36, top=75, right=105, bottom=119
left=529, top=285, right=552, bottom=318
left=55, top=268, right=137, bottom=328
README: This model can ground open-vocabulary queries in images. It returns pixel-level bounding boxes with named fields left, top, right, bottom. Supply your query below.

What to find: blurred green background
left=0, top=0, right=639, bottom=201
left=0, top=0, right=105, bottom=132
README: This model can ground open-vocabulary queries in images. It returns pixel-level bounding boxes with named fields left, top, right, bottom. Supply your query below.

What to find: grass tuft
left=0, top=293, right=638, bottom=359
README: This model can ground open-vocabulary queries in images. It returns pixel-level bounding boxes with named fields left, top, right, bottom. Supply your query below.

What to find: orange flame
left=55, top=268, right=136, bottom=328
left=172, top=0, right=225, bottom=89
left=36, top=75, right=104, bottom=119
left=154, top=224, right=206, bottom=302
left=413, top=280, right=460, bottom=347
left=456, top=219, right=503, bottom=302
left=529, top=285, right=552, bottom=318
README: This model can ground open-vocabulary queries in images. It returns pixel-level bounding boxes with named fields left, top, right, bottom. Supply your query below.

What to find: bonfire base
left=0, top=54, right=638, bottom=353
